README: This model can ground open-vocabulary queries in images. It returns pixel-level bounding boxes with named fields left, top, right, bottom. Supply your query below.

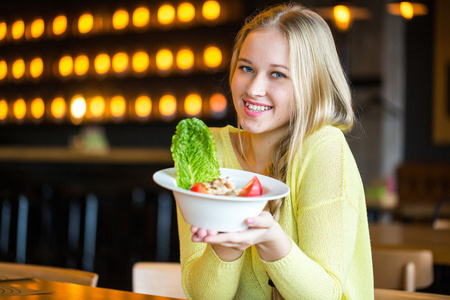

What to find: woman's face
left=231, top=28, right=293, bottom=136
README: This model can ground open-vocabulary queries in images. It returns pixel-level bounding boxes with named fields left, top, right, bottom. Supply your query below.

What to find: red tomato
left=239, top=176, right=263, bottom=197
left=190, top=182, right=207, bottom=193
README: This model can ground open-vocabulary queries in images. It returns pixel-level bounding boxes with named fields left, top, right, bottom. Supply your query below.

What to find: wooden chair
left=0, top=262, right=98, bottom=287
left=372, top=247, right=434, bottom=292
left=132, top=262, right=186, bottom=299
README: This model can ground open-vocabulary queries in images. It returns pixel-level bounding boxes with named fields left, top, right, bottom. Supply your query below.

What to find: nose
left=245, top=75, right=266, bottom=97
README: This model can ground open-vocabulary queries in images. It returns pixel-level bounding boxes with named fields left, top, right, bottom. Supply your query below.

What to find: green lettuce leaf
left=171, top=118, right=220, bottom=189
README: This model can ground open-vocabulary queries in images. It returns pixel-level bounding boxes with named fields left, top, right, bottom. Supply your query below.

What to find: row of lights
left=0, top=46, right=224, bottom=82
left=0, top=1, right=223, bottom=44
left=0, top=92, right=228, bottom=125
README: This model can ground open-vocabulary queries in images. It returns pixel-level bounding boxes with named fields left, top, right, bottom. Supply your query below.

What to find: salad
left=171, top=118, right=263, bottom=197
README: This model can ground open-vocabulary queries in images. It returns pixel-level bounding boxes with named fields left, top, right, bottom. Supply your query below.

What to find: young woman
left=177, top=3, right=373, bottom=299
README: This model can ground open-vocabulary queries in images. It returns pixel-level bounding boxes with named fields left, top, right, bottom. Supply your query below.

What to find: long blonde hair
left=230, top=3, right=354, bottom=222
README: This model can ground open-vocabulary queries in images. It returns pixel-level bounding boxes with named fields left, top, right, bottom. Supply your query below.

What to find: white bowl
left=153, top=167, right=290, bottom=232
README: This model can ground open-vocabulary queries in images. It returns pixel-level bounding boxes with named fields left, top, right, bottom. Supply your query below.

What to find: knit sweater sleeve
left=261, top=126, right=366, bottom=299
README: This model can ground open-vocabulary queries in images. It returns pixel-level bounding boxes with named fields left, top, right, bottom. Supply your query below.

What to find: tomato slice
left=190, top=182, right=207, bottom=193
left=239, top=176, right=263, bottom=197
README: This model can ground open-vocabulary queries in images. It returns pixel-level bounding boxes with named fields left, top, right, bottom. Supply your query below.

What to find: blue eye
left=239, top=66, right=253, bottom=73
left=272, top=72, right=286, bottom=78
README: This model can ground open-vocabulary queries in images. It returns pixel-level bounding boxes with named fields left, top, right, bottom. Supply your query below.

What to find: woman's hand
left=190, top=211, right=291, bottom=262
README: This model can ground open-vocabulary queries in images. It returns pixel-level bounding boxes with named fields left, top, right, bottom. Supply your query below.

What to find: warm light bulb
left=78, top=13, right=94, bottom=34
left=110, top=95, right=126, bottom=118
left=31, top=18, right=45, bottom=39
left=12, top=59, right=25, bottom=79
left=400, top=2, right=414, bottom=19
left=53, top=15, right=67, bottom=36
left=178, top=3, right=195, bottom=23
left=13, top=99, right=26, bottom=120
left=112, top=52, right=129, bottom=73
left=210, top=93, right=227, bottom=114
left=133, top=7, right=150, bottom=28
left=176, top=48, right=194, bottom=70
left=204, top=46, right=222, bottom=68
left=333, top=5, right=351, bottom=31
left=12, top=19, right=25, bottom=40
left=0, top=22, right=6, bottom=41
left=94, top=53, right=110, bottom=75
left=113, top=9, right=129, bottom=30
left=51, top=97, right=66, bottom=119
left=0, top=99, right=7, bottom=120
left=89, top=96, right=105, bottom=118
left=71, top=96, right=87, bottom=119
left=158, top=4, right=176, bottom=25
left=156, top=49, right=173, bottom=71
left=132, top=51, right=149, bottom=73
left=31, top=98, right=45, bottom=119
left=74, top=55, right=89, bottom=76
left=202, top=1, right=220, bottom=20
left=135, top=95, right=152, bottom=118
left=59, top=56, right=73, bottom=77
left=159, top=95, right=177, bottom=117
left=30, top=57, right=44, bottom=78
left=184, top=94, right=202, bottom=116
left=0, top=60, right=7, bottom=80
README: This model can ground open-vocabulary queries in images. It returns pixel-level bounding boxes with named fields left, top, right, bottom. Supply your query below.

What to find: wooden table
left=369, top=222, right=450, bottom=265
left=1, top=279, right=184, bottom=299
left=375, top=288, right=450, bottom=299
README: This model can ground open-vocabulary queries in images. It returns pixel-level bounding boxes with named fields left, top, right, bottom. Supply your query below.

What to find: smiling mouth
left=244, top=100, right=273, bottom=113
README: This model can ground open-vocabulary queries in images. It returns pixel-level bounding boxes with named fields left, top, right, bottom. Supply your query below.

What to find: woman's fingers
left=246, top=211, right=274, bottom=228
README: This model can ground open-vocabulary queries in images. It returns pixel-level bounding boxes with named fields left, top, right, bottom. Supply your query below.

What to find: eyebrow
left=237, top=58, right=289, bottom=71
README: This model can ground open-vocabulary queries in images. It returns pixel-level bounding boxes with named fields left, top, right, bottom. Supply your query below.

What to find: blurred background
left=0, top=0, right=449, bottom=292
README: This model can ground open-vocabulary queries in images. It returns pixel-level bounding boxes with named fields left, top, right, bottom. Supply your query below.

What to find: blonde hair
left=230, top=3, right=354, bottom=222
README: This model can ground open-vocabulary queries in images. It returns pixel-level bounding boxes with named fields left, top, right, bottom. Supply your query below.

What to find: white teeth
left=245, top=102, right=272, bottom=112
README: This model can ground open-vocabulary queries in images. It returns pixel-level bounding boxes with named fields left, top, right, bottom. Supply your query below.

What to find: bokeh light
left=30, top=57, right=44, bottom=78
left=0, top=99, right=8, bottom=121
left=89, top=96, right=105, bottom=118
left=59, top=55, right=73, bottom=77
left=74, top=55, right=89, bottom=76
left=135, top=95, right=152, bottom=118
left=30, top=18, right=45, bottom=39
left=176, top=48, right=194, bottom=71
left=78, top=13, right=94, bottom=34
left=53, top=15, right=67, bottom=36
left=156, top=49, right=173, bottom=71
left=12, top=58, right=25, bottom=79
left=113, top=9, right=129, bottom=30
left=400, top=2, right=414, bottom=19
left=12, top=19, right=25, bottom=40
left=132, top=51, right=149, bottom=73
left=210, top=93, right=227, bottom=114
left=0, top=22, right=6, bottom=41
left=158, top=4, right=176, bottom=25
left=94, top=53, right=110, bottom=75
left=133, top=7, right=150, bottom=28
left=333, top=5, right=351, bottom=31
left=51, top=97, right=66, bottom=119
left=112, top=52, right=129, bottom=73
left=159, top=94, right=177, bottom=117
left=13, top=98, right=26, bottom=120
left=184, top=93, right=202, bottom=116
left=31, top=97, right=45, bottom=119
left=178, top=3, right=195, bottom=23
left=204, top=46, right=222, bottom=68
left=71, top=96, right=87, bottom=119
left=202, top=1, right=220, bottom=20
left=110, top=95, right=126, bottom=118
left=0, top=60, right=7, bottom=80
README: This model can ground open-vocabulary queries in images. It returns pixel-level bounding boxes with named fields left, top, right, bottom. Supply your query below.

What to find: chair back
left=372, top=247, right=433, bottom=292
left=132, top=262, right=186, bottom=299
left=0, top=262, right=98, bottom=287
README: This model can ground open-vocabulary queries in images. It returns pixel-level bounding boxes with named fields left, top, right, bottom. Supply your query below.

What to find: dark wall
left=405, top=0, right=450, bottom=162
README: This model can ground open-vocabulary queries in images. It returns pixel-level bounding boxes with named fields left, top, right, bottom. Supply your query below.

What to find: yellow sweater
left=177, top=125, right=374, bottom=299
